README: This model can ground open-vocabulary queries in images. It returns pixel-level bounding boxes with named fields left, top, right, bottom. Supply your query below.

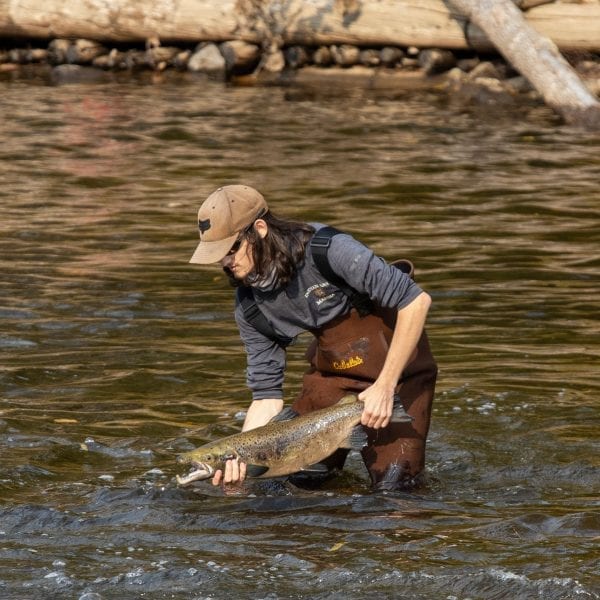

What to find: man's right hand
left=212, top=457, right=247, bottom=486
left=211, top=398, right=283, bottom=486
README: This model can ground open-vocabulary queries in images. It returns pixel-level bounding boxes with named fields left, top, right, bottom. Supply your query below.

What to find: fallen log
left=448, top=0, right=600, bottom=127
left=0, top=1, right=599, bottom=52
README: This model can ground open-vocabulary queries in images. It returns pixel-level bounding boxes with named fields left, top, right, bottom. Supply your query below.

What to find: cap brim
left=189, top=232, right=238, bottom=264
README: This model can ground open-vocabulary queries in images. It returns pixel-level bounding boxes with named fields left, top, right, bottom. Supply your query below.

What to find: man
left=189, top=184, right=437, bottom=491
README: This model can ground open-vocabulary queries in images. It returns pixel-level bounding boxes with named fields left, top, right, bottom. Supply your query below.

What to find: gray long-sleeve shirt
left=235, top=225, right=423, bottom=400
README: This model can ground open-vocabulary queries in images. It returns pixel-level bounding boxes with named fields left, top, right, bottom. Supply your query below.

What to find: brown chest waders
left=291, top=301, right=437, bottom=491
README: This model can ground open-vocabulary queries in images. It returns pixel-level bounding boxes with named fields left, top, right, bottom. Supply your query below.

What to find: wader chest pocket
left=315, top=330, right=390, bottom=379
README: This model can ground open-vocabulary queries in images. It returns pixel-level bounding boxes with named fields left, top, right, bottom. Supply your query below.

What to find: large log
left=448, top=0, right=600, bottom=127
left=0, top=0, right=599, bottom=52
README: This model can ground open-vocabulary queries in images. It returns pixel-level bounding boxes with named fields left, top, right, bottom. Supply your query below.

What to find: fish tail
left=390, top=396, right=414, bottom=423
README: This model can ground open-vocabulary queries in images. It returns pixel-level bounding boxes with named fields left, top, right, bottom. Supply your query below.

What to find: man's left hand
left=358, top=385, right=394, bottom=429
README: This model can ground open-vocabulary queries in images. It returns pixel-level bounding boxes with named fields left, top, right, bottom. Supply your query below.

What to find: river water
left=0, top=69, right=598, bottom=600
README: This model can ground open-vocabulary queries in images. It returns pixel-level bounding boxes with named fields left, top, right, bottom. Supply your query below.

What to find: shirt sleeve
left=323, top=232, right=424, bottom=310
left=234, top=303, right=287, bottom=400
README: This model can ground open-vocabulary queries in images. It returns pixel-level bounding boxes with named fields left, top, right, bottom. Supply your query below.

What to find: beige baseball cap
left=189, top=185, right=268, bottom=264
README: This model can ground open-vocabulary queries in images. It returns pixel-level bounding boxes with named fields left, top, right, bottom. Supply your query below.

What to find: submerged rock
left=51, top=64, right=113, bottom=84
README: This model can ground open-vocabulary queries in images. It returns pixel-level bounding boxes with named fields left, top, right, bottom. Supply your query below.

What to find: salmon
left=176, top=394, right=412, bottom=485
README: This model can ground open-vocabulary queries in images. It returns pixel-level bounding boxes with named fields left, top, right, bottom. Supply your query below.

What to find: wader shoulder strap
left=236, top=286, right=294, bottom=347
left=310, top=226, right=374, bottom=317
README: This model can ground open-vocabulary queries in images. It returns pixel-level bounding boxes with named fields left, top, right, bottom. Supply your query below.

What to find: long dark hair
left=227, top=211, right=314, bottom=288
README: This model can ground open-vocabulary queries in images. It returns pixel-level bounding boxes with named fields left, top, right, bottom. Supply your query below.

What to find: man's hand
left=211, top=398, right=282, bottom=486
left=358, top=384, right=394, bottom=429
left=212, top=457, right=247, bottom=486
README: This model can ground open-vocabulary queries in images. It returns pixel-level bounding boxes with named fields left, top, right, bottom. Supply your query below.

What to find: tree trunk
left=447, top=0, right=600, bottom=127
left=0, top=1, right=599, bottom=52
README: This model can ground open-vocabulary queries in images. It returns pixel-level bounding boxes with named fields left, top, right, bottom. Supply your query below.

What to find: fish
left=176, top=393, right=413, bottom=486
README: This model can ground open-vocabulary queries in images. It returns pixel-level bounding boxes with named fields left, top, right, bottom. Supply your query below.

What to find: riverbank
left=1, top=37, right=599, bottom=109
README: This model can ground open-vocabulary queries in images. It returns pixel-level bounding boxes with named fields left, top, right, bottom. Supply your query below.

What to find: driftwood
left=448, top=0, right=600, bottom=127
left=0, top=1, right=599, bottom=52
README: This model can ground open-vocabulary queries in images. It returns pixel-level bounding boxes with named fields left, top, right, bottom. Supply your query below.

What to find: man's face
left=220, top=238, right=254, bottom=281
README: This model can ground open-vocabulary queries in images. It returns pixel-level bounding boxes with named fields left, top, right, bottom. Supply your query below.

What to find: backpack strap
left=236, top=285, right=294, bottom=347
left=310, top=226, right=374, bottom=317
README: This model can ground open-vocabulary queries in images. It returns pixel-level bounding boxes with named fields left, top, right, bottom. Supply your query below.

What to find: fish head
left=176, top=446, right=238, bottom=486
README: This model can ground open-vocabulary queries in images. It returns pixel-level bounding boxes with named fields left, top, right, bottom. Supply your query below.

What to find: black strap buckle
left=310, top=234, right=333, bottom=248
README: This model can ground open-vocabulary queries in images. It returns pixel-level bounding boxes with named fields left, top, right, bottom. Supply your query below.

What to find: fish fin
left=269, top=406, right=299, bottom=423
left=340, top=425, right=369, bottom=450
left=336, top=393, right=359, bottom=406
left=299, top=462, right=329, bottom=474
left=391, top=396, right=414, bottom=423
left=245, top=464, right=270, bottom=478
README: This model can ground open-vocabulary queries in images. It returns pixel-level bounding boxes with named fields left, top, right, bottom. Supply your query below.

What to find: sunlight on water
left=0, top=75, right=598, bottom=599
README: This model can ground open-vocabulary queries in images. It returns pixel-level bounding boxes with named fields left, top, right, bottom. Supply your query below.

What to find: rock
left=380, top=47, right=404, bottom=67
left=66, top=39, right=108, bottom=65
left=220, top=40, right=261, bottom=73
left=146, top=46, right=179, bottom=69
left=505, top=75, right=533, bottom=93
left=401, top=57, right=420, bottom=70
left=188, top=43, right=226, bottom=79
left=330, top=44, right=360, bottom=67
left=119, top=50, right=148, bottom=70
left=27, top=48, right=48, bottom=63
left=92, top=49, right=121, bottom=69
left=172, top=50, right=192, bottom=70
left=446, top=66, right=466, bottom=86
left=359, top=49, right=381, bottom=67
left=418, top=48, right=456, bottom=75
left=457, top=57, right=480, bottom=73
left=7, top=48, right=48, bottom=65
left=468, top=61, right=502, bottom=81
left=48, top=39, right=71, bottom=64
left=312, top=46, right=333, bottom=67
left=8, top=49, right=28, bottom=64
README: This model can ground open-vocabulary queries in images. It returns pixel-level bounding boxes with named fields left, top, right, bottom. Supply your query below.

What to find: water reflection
left=0, top=74, right=598, bottom=599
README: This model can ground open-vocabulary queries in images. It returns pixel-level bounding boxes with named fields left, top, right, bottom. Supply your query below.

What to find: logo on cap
left=198, top=219, right=211, bottom=234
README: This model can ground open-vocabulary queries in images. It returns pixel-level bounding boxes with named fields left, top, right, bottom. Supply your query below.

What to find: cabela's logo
left=333, top=355, right=364, bottom=370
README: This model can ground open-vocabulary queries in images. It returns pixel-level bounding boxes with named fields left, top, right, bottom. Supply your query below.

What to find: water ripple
left=0, top=78, right=598, bottom=599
